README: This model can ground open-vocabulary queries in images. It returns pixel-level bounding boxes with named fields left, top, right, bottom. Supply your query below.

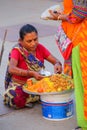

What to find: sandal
left=72, top=126, right=82, bottom=130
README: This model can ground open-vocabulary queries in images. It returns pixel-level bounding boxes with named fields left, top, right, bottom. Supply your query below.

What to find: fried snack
left=24, top=74, right=74, bottom=93
left=50, top=74, right=74, bottom=92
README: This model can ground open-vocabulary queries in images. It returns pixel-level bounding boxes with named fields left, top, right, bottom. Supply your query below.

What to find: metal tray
left=23, top=76, right=74, bottom=95
left=23, top=87, right=74, bottom=96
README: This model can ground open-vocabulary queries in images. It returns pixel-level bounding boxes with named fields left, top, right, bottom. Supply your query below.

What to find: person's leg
left=3, top=85, right=33, bottom=109
left=74, top=126, right=82, bottom=130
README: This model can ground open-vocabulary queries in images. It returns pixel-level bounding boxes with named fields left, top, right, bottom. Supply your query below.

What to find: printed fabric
left=55, top=25, right=72, bottom=60
left=3, top=81, right=39, bottom=108
left=55, top=25, right=73, bottom=76
left=4, top=44, right=45, bottom=90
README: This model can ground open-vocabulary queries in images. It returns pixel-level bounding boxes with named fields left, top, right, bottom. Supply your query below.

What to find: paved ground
left=0, top=0, right=77, bottom=130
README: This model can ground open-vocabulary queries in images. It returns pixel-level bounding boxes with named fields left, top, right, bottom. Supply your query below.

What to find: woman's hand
left=48, top=10, right=61, bottom=20
left=33, top=71, right=44, bottom=80
left=48, top=10, right=68, bottom=21
left=54, top=62, right=62, bottom=74
left=58, top=13, right=69, bottom=21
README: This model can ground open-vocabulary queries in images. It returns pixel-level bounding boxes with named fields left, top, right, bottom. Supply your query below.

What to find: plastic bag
left=41, top=4, right=62, bottom=20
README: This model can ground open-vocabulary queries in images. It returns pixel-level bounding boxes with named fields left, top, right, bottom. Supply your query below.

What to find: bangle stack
left=19, top=70, right=29, bottom=76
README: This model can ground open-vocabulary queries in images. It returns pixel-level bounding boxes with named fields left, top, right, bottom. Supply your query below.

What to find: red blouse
left=10, top=43, right=51, bottom=82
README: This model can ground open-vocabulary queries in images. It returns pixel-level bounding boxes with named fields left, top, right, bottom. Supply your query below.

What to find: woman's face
left=68, top=13, right=83, bottom=24
left=20, top=32, right=38, bottom=52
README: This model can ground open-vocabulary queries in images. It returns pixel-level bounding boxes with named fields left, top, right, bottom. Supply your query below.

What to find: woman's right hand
left=33, top=71, right=44, bottom=80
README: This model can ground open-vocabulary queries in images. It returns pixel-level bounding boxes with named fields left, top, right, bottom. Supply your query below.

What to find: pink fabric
left=55, top=25, right=72, bottom=60
left=10, top=43, right=51, bottom=81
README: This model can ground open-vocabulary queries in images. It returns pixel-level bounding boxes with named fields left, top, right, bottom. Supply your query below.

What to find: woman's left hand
left=54, top=62, right=62, bottom=74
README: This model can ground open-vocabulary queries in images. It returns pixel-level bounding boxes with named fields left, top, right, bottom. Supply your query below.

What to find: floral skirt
left=3, top=81, right=39, bottom=109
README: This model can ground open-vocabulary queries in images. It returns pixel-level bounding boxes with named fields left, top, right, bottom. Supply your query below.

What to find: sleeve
left=37, top=44, right=51, bottom=59
left=10, top=48, right=20, bottom=60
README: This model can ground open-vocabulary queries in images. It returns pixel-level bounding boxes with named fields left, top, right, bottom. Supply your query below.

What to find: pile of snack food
left=23, top=74, right=74, bottom=93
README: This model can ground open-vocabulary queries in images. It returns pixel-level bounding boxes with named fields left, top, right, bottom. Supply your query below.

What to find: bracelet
left=27, top=70, right=29, bottom=76
left=20, top=70, right=22, bottom=75
left=19, top=70, right=29, bottom=76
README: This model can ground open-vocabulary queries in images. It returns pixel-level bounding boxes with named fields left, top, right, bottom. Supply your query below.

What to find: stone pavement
left=0, top=0, right=77, bottom=130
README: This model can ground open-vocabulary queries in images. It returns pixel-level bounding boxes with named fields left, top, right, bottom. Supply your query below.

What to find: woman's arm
left=8, top=58, right=28, bottom=76
left=48, top=10, right=69, bottom=21
left=46, top=54, right=62, bottom=74
left=8, top=58, right=44, bottom=80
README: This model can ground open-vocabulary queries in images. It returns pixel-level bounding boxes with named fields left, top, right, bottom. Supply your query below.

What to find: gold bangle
left=19, top=70, right=29, bottom=76
left=20, top=70, right=22, bottom=75
left=27, top=70, right=29, bottom=76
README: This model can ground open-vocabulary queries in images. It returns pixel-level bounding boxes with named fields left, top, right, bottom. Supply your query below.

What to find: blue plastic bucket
left=40, top=91, right=74, bottom=121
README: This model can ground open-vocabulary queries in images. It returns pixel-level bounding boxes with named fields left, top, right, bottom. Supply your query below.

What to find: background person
left=49, top=0, right=87, bottom=130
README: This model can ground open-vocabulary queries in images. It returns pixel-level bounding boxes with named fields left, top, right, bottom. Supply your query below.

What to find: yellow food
left=24, top=74, right=74, bottom=93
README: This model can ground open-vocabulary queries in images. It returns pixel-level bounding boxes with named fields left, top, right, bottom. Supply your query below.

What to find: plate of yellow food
left=23, top=74, right=74, bottom=95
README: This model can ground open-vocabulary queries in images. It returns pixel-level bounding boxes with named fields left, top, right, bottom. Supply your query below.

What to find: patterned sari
left=3, top=44, right=44, bottom=109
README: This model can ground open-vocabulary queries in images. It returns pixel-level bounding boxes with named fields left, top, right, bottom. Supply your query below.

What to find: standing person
left=49, top=0, right=87, bottom=130
left=3, top=24, right=62, bottom=109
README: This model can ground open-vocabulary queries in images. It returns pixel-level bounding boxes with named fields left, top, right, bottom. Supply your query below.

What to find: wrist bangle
left=20, top=70, right=22, bottom=75
left=27, top=70, right=29, bottom=76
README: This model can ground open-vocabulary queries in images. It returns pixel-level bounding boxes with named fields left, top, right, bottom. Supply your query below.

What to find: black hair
left=19, top=24, right=38, bottom=40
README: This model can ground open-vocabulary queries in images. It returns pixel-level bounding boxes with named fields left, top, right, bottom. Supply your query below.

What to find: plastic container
left=40, top=91, right=74, bottom=121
